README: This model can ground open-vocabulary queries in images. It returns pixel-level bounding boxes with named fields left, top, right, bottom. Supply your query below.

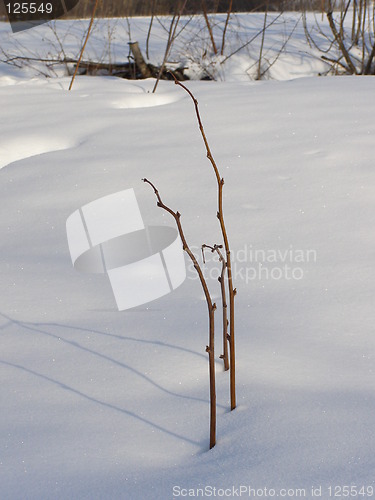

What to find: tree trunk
left=129, top=41, right=153, bottom=78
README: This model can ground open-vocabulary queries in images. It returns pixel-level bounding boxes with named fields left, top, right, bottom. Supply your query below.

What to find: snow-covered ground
left=1, top=12, right=375, bottom=500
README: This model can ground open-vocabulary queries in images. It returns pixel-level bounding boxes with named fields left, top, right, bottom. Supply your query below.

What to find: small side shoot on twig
left=202, top=244, right=229, bottom=371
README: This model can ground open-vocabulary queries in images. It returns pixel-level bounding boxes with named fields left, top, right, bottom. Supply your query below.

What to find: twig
left=48, top=21, right=70, bottom=76
left=152, top=0, right=187, bottom=93
left=257, top=15, right=302, bottom=80
left=327, top=10, right=358, bottom=74
left=146, top=0, right=157, bottom=60
left=257, top=4, right=269, bottom=80
left=202, top=0, right=218, bottom=55
left=202, top=244, right=229, bottom=371
left=321, top=54, right=351, bottom=72
left=221, top=0, right=233, bottom=56
left=221, top=12, right=283, bottom=64
left=69, top=0, right=100, bottom=91
left=142, top=178, right=217, bottom=449
left=364, top=40, right=375, bottom=74
left=169, top=73, right=237, bottom=410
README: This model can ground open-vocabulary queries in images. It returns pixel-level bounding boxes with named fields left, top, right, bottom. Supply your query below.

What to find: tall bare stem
left=221, top=0, right=233, bottom=55
left=169, top=74, right=236, bottom=410
left=68, top=0, right=99, bottom=91
left=143, top=178, right=217, bottom=449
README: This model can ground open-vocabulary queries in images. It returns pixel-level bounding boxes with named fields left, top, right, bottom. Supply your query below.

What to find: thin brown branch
left=202, top=244, right=229, bottom=371
left=142, top=178, right=217, bottom=449
left=258, top=15, right=302, bottom=80
left=327, top=10, right=358, bottom=74
left=69, top=0, right=100, bottom=91
left=321, top=54, right=351, bottom=72
left=257, top=4, right=269, bottom=80
left=146, top=0, right=157, bottom=60
left=221, top=0, right=233, bottom=56
left=168, top=73, right=236, bottom=410
left=364, top=40, right=375, bottom=74
left=152, top=0, right=187, bottom=93
left=202, top=0, right=218, bottom=55
left=221, top=12, right=283, bottom=64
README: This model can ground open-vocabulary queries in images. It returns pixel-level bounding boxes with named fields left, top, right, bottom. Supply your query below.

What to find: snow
left=1, top=12, right=375, bottom=500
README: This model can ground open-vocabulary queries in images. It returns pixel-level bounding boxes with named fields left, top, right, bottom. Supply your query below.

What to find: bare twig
left=202, top=244, right=229, bottom=371
left=257, top=15, right=302, bottom=80
left=169, top=73, right=236, bottom=410
left=48, top=21, right=70, bottom=75
left=142, top=178, right=217, bottom=449
left=69, top=0, right=100, bottom=91
left=152, top=0, right=187, bottom=93
left=221, top=0, right=233, bottom=56
left=257, top=4, right=269, bottom=80
left=321, top=54, right=351, bottom=72
left=146, top=0, right=157, bottom=60
left=202, top=0, right=218, bottom=55
left=364, top=40, right=375, bottom=74
left=327, top=10, right=358, bottom=74
left=221, top=12, right=283, bottom=64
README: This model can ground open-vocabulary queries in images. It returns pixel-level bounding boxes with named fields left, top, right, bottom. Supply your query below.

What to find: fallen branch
left=321, top=54, right=351, bottom=73
left=129, top=41, right=152, bottom=78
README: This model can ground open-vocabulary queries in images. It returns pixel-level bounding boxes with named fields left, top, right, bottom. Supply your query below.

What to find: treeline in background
left=65, top=0, right=323, bottom=18
left=0, top=0, right=338, bottom=20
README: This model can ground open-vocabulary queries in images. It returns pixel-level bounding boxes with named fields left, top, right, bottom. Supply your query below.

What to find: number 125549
left=6, top=3, right=53, bottom=14
left=328, top=485, right=374, bottom=497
